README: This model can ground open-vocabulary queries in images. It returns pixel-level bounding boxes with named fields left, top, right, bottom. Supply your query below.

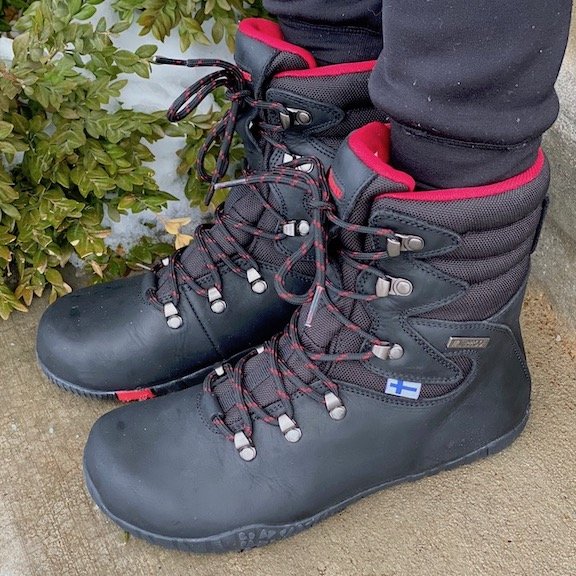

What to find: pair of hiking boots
left=36, top=19, right=549, bottom=552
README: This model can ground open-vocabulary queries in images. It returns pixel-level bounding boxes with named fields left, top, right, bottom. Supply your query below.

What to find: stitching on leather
left=182, top=285, right=225, bottom=357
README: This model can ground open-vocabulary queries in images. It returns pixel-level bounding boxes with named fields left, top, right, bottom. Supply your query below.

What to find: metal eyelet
left=324, top=392, right=346, bottom=420
left=282, top=220, right=310, bottom=237
left=375, top=276, right=413, bottom=297
left=234, top=431, right=256, bottom=461
left=279, top=108, right=312, bottom=129
left=371, top=343, right=404, bottom=360
left=278, top=414, right=302, bottom=443
left=163, top=302, right=183, bottom=329
left=246, top=267, right=267, bottom=294
left=397, top=234, right=425, bottom=252
left=208, top=287, right=226, bottom=314
left=282, top=152, right=314, bottom=173
left=387, top=234, right=425, bottom=257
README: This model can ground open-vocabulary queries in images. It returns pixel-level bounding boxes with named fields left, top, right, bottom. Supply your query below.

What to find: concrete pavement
left=1, top=283, right=574, bottom=576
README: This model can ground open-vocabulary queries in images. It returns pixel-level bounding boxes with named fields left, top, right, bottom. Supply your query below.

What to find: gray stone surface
left=1, top=286, right=575, bottom=576
left=533, top=5, right=576, bottom=332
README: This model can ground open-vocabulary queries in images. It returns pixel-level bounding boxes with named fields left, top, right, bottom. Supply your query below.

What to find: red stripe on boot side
left=238, top=18, right=317, bottom=69
left=275, top=60, right=376, bottom=79
left=379, top=149, right=546, bottom=202
left=348, top=122, right=416, bottom=190
left=116, top=388, right=156, bottom=402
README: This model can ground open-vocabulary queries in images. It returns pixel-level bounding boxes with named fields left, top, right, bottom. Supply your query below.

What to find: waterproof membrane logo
left=385, top=378, right=422, bottom=400
left=446, top=337, right=490, bottom=349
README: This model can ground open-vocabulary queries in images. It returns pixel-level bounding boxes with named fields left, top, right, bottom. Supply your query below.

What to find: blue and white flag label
left=385, top=378, right=422, bottom=400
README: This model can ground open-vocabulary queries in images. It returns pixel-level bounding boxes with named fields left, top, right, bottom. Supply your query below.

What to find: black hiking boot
left=83, top=121, right=549, bottom=550
left=36, top=18, right=382, bottom=400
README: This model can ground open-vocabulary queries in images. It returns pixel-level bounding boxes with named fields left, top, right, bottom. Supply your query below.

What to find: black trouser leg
left=263, top=0, right=572, bottom=187
left=262, top=0, right=383, bottom=64
left=370, top=0, right=572, bottom=187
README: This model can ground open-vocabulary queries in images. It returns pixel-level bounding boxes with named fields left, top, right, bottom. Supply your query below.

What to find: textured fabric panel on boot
left=431, top=236, right=534, bottom=284
left=271, top=71, right=375, bottom=110
left=448, top=206, right=543, bottom=260
left=420, top=256, right=530, bottom=321
left=374, top=165, right=549, bottom=234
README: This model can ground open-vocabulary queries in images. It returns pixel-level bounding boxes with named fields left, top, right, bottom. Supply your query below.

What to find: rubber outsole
left=84, top=409, right=529, bottom=553
left=37, top=347, right=252, bottom=402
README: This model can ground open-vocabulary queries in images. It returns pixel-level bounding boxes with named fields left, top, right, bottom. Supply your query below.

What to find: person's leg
left=370, top=0, right=572, bottom=188
left=263, top=0, right=383, bottom=64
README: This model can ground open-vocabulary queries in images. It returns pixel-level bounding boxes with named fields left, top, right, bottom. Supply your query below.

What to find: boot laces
left=154, top=57, right=296, bottom=204
left=203, top=211, right=411, bottom=461
left=148, top=57, right=331, bottom=323
left=148, top=159, right=335, bottom=318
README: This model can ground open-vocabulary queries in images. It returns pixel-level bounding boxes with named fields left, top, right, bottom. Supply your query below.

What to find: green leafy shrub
left=0, top=0, right=32, bottom=33
left=0, top=0, right=177, bottom=318
left=0, top=0, right=264, bottom=319
left=111, top=0, right=264, bottom=52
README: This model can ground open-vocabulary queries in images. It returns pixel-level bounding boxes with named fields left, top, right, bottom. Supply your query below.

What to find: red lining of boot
left=239, top=18, right=317, bottom=70
left=348, top=123, right=416, bottom=190
left=380, top=149, right=545, bottom=202
left=275, top=60, right=376, bottom=79
left=116, top=388, right=155, bottom=402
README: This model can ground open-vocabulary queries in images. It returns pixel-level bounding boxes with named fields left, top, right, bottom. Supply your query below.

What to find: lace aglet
left=151, top=55, right=179, bottom=66
left=152, top=56, right=197, bottom=68
left=304, top=285, right=324, bottom=328
left=213, top=177, right=249, bottom=191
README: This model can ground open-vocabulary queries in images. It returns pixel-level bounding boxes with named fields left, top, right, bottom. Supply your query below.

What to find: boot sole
left=37, top=348, right=251, bottom=402
left=84, top=408, right=529, bottom=552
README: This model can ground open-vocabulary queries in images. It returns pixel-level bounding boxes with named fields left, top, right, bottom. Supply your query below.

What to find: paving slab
left=0, top=283, right=575, bottom=576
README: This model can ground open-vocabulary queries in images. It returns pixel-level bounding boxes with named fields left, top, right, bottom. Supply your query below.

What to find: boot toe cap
left=36, top=273, right=163, bottom=393
left=83, top=389, right=231, bottom=541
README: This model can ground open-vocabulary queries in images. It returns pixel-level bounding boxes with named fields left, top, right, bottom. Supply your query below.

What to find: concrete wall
left=532, top=6, right=576, bottom=332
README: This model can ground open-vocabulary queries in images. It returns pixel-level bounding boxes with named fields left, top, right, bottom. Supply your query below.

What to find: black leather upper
left=84, top=290, right=530, bottom=539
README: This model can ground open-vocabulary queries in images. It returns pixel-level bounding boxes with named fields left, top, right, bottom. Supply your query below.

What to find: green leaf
left=45, top=268, right=65, bottom=287
left=114, top=50, right=139, bottom=69
left=0, top=121, right=14, bottom=139
left=74, top=5, right=97, bottom=20
left=11, top=32, right=29, bottom=61
left=69, top=0, right=83, bottom=16
left=135, top=44, right=158, bottom=59
left=212, top=20, right=224, bottom=44
left=0, top=203, right=20, bottom=220
left=0, top=245, right=11, bottom=262
left=110, top=20, right=132, bottom=34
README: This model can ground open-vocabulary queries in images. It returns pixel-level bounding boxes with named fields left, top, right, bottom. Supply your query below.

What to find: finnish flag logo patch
left=385, top=378, right=422, bottom=399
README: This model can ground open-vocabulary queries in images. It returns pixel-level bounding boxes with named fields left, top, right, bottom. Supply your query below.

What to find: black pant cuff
left=390, top=121, right=542, bottom=189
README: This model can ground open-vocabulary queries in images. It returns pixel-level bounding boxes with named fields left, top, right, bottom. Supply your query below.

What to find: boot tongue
left=234, top=18, right=316, bottom=96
